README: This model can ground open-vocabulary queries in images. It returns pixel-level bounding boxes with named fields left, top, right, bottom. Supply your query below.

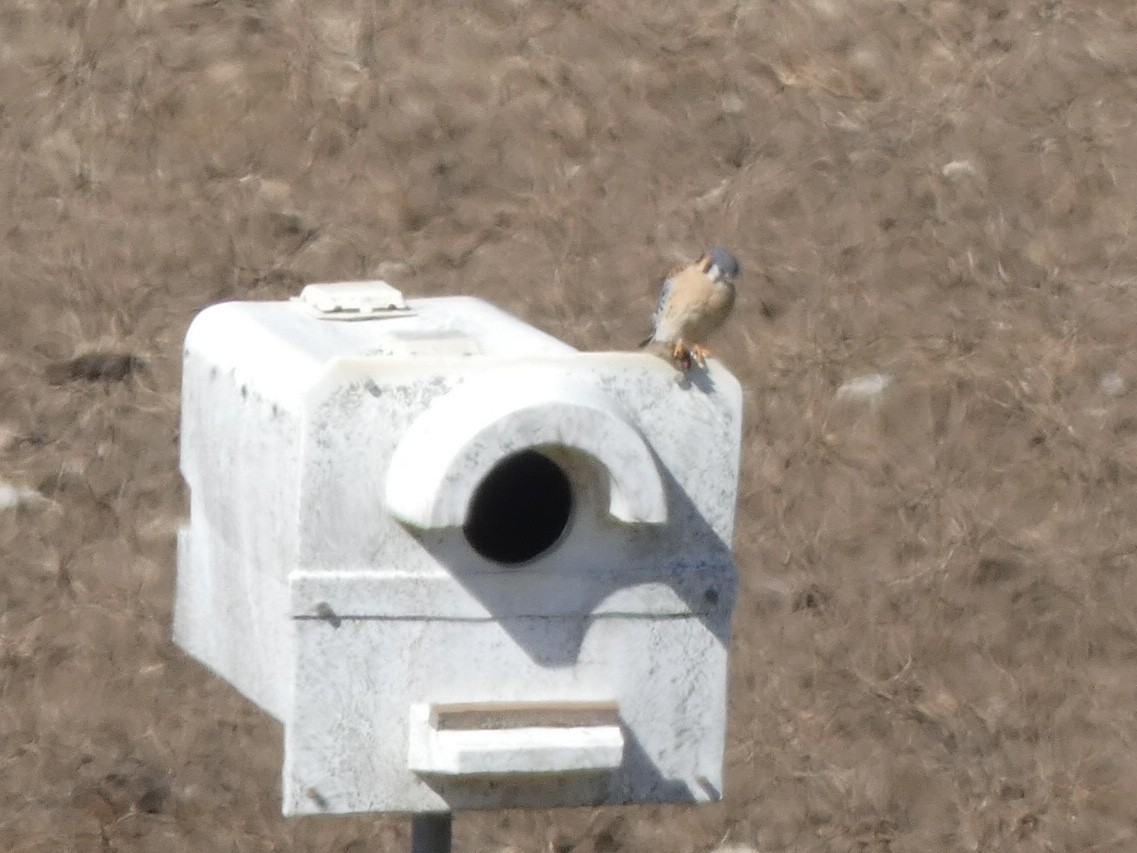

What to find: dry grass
left=3, top=0, right=1137, bottom=850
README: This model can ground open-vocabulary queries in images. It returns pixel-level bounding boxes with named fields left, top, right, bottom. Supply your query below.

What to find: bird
left=640, top=247, right=741, bottom=370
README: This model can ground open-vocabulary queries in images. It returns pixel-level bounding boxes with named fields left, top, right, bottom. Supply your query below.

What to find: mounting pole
left=411, top=813, right=453, bottom=853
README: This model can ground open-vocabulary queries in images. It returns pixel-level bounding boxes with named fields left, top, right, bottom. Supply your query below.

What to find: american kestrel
left=641, top=247, right=741, bottom=370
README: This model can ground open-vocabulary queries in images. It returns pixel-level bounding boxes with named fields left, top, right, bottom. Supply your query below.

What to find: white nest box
left=174, top=282, right=743, bottom=816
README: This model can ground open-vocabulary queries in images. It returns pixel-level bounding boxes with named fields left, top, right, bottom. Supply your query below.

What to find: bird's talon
left=672, top=340, right=694, bottom=371
left=691, top=345, right=712, bottom=367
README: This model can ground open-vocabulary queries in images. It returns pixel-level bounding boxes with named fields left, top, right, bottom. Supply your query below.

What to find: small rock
left=835, top=372, right=892, bottom=401
left=0, top=481, right=51, bottom=511
left=1100, top=371, right=1127, bottom=397
left=941, top=159, right=980, bottom=180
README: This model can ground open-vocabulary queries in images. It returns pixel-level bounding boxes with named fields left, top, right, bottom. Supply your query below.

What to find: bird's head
left=700, top=247, right=742, bottom=285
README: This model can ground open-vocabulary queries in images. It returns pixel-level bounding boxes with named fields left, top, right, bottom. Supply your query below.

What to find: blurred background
left=3, top=1, right=1137, bottom=850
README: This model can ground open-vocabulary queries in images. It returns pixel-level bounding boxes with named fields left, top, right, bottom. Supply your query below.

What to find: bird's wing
left=651, top=275, right=677, bottom=331
left=645, top=262, right=692, bottom=344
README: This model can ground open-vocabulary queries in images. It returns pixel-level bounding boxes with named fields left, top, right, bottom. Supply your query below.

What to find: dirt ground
left=4, top=0, right=1137, bottom=850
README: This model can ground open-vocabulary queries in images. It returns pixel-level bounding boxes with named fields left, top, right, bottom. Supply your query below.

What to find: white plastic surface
left=385, top=372, right=667, bottom=528
left=174, top=288, right=743, bottom=816
left=407, top=704, right=625, bottom=776
left=294, top=280, right=410, bottom=319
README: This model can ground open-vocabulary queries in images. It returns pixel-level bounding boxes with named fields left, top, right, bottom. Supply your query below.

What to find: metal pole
left=411, top=812, right=452, bottom=853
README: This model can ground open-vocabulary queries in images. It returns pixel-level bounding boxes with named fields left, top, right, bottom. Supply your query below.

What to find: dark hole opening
left=463, top=450, right=573, bottom=564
